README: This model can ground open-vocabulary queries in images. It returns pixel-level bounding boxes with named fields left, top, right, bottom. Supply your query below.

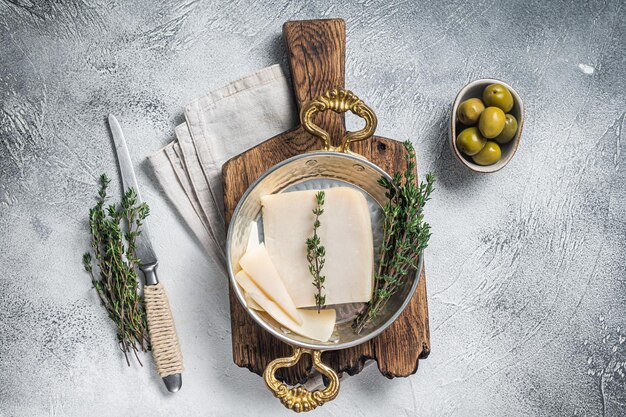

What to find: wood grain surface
left=222, top=18, right=430, bottom=385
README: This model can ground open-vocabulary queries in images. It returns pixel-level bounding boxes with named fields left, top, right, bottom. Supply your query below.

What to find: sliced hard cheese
left=235, top=270, right=265, bottom=310
left=246, top=221, right=260, bottom=253
left=244, top=293, right=263, bottom=311
left=239, top=244, right=303, bottom=325
left=262, top=187, right=374, bottom=307
left=248, top=292, right=336, bottom=342
left=235, top=270, right=264, bottom=295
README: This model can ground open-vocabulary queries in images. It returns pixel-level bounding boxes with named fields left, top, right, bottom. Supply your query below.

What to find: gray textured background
left=1, top=0, right=625, bottom=416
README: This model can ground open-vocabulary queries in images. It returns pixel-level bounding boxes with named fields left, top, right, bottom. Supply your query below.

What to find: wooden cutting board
left=222, top=18, right=430, bottom=385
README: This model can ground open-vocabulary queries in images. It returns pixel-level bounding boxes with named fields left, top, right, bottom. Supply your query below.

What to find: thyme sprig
left=82, top=174, right=151, bottom=365
left=354, top=141, right=435, bottom=333
left=306, top=191, right=326, bottom=313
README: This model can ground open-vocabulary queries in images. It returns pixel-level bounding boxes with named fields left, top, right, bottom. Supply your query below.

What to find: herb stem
left=354, top=141, right=435, bottom=333
left=83, top=174, right=151, bottom=364
left=307, top=191, right=326, bottom=313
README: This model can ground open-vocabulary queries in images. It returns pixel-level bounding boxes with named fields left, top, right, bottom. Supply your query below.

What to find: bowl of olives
left=450, top=79, right=524, bottom=173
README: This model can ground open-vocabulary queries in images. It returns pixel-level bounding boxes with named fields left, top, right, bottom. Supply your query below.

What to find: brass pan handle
left=263, top=347, right=339, bottom=412
left=301, top=88, right=377, bottom=153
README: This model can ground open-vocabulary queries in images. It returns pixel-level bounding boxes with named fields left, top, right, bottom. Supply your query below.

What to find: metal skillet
left=226, top=88, right=423, bottom=412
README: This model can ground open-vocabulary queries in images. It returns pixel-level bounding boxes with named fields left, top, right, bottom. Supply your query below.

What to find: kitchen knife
left=108, top=114, right=183, bottom=393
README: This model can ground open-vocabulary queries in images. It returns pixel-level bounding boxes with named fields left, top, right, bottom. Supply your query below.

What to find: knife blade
left=108, top=115, right=158, bottom=268
left=108, top=114, right=183, bottom=393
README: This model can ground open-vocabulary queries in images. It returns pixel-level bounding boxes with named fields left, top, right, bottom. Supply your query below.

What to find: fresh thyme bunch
left=82, top=174, right=150, bottom=365
left=354, top=141, right=435, bottom=333
left=306, top=191, right=326, bottom=313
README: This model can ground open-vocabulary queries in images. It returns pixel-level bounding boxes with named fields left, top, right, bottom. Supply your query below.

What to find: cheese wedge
left=248, top=292, right=336, bottom=342
left=246, top=221, right=260, bottom=253
left=261, top=187, right=374, bottom=307
left=239, top=244, right=303, bottom=325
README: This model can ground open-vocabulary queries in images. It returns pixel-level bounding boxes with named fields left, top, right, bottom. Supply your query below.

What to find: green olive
left=472, top=141, right=501, bottom=165
left=494, top=114, right=518, bottom=144
left=479, top=107, right=506, bottom=138
left=457, top=98, right=485, bottom=125
left=482, top=84, right=514, bottom=112
left=456, top=127, right=486, bottom=156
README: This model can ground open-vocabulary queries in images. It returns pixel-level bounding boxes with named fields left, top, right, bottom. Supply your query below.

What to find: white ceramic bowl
left=450, top=78, right=524, bottom=173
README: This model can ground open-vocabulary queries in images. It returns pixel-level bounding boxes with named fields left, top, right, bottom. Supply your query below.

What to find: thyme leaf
left=82, top=174, right=150, bottom=365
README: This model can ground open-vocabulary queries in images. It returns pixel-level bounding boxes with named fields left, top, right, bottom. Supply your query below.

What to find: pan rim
left=226, top=150, right=423, bottom=351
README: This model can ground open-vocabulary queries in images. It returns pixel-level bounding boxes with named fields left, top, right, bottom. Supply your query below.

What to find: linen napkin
left=149, top=65, right=297, bottom=275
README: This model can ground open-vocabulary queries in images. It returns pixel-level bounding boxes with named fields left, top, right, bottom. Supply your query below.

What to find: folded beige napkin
left=149, top=65, right=297, bottom=275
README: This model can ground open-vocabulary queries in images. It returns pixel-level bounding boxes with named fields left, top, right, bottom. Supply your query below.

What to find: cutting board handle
left=283, top=19, right=346, bottom=147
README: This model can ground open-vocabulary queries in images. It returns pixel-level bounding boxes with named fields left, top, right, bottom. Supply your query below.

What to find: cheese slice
left=261, top=187, right=374, bottom=307
left=244, top=293, right=263, bottom=311
left=248, top=292, right=336, bottom=342
left=235, top=270, right=265, bottom=310
left=239, top=244, right=303, bottom=325
left=246, top=221, right=260, bottom=253
left=235, top=270, right=264, bottom=296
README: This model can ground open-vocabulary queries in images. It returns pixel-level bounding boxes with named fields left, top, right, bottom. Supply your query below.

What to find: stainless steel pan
left=226, top=88, right=423, bottom=412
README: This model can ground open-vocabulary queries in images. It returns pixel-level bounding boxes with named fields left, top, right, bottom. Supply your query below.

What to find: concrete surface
left=1, top=0, right=625, bottom=416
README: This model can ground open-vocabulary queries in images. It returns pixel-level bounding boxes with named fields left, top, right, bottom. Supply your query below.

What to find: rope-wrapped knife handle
left=141, top=263, right=184, bottom=388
